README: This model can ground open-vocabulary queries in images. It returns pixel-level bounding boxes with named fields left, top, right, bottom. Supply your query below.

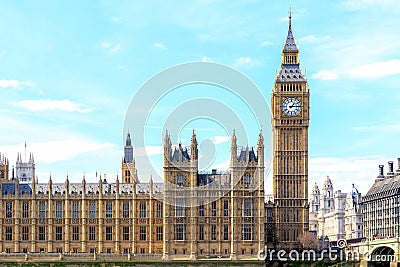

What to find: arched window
left=176, top=174, right=185, bottom=186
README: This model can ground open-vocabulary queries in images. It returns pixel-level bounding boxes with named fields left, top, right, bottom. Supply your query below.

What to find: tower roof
left=283, top=10, right=298, bottom=53
left=275, top=9, right=306, bottom=83
left=125, top=132, right=132, bottom=147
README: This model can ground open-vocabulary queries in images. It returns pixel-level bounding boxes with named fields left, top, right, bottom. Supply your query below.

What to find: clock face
left=282, top=97, right=301, bottom=116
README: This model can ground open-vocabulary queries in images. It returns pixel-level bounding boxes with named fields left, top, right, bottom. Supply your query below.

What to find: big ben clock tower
left=272, top=11, right=309, bottom=249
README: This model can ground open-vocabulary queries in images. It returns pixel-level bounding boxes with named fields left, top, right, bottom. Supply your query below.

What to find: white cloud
left=111, top=44, right=121, bottom=53
left=101, top=42, right=111, bottom=49
left=348, top=59, right=400, bottom=78
left=14, top=99, right=93, bottom=113
left=153, top=43, right=167, bottom=50
left=311, top=70, right=339, bottom=80
left=201, top=56, right=212, bottom=62
left=135, top=146, right=163, bottom=156
left=351, top=124, right=400, bottom=132
left=110, top=16, right=122, bottom=23
left=0, top=140, right=116, bottom=164
left=199, top=34, right=211, bottom=41
left=233, top=57, right=262, bottom=68
left=101, top=42, right=121, bottom=54
left=211, top=136, right=230, bottom=144
left=0, top=80, right=34, bottom=89
left=309, top=156, right=387, bottom=195
left=259, top=40, right=272, bottom=47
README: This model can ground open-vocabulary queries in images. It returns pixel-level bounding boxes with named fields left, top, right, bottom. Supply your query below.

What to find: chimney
left=376, top=165, right=385, bottom=182
left=388, top=161, right=394, bottom=176
left=212, top=169, right=217, bottom=175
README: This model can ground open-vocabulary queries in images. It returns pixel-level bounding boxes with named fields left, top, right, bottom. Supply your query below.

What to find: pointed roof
left=283, top=10, right=298, bottom=53
left=125, top=131, right=132, bottom=147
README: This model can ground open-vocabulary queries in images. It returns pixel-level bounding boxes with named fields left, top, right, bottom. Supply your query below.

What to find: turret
left=230, top=130, right=237, bottom=166
left=322, top=176, right=334, bottom=211
left=257, top=130, right=264, bottom=167
left=311, top=183, right=320, bottom=212
left=122, top=132, right=138, bottom=183
left=164, top=130, right=172, bottom=165
left=190, top=130, right=198, bottom=161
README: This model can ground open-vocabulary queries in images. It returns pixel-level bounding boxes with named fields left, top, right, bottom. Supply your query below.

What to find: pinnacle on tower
left=126, top=131, right=132, bottom=147
left=283, top=8, right=298, bottom=53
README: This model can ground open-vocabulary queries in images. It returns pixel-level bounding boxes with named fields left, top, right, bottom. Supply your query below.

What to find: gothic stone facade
left=271, top=13, right=310, bottom=249
left=0, top=131, right=265, bottom=260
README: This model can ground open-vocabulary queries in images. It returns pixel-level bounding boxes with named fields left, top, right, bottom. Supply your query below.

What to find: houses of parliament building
left=0, top=13, right=309, bottom=259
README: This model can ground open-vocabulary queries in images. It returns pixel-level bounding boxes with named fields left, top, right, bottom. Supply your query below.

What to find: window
left=390, top=181, right=397, bottom=190
left=140, top=248, right=146, bottom=254
left=55, top=226, right=63, bottom=240
left=89, top=203, right=96, bottom=218
left=242, top=224, right=254, bottom=240
left=381, top=184, right=388, bottom=192
left=72, top=201, right=79, bottom=218
left=224, top=225, right=229, bottom=240
left=6, top=226, right=12, bottom=241
left=105, top=202, right=112, bottom=218
left=6, top=202, right=12, bottom=218
left=38, top=226, right=46, bottom=240
left=176, top=174, right=184, bottom=186
left=123, top=248, right=130, bottom=254
left=22, top=202, right=29, bottom=218
left=22, top=226, right=29, bottom=241
left=106, top=226, right=112, bottom=240
left=174, top=224, right=186, bottom=240
left=123, top=227, right=130, bottom=241
left=156, top=202, right=163, bottom=218
left=175, top=199, right=186, bottom=217
left=156, top=226, right=163, bottom=241
left=140, top=226, right=146, bottom=241
left=243, top=200, right=254, bottom=217
left=199, top=201, right=205, bottom=217
left=73, top=248, right=78, bottom=253
left=267, top=210, right=273, bottom=223
left=211, top=201, right=217, bottom=216
left=199, top=225, right=204, bottom=240
left=56, top=247, right=62, bottom=253
left=56, top=201, right=63, bottom=218
left=123, top=202, right=130, bottom=218
left=89, top=226, right=96, bottom=241
left=72, top=226, right=79, bottom=241
left=211, top=225, right=217, bottom=240
left=106, top=248, right=112, bottom=254
left=39, top=201, right=46, bottom=218
left=224, top=200, right=229, bottom=216
left=139, top=202, right=147, bottom=218
left=244, top=175, right=252, bottom=187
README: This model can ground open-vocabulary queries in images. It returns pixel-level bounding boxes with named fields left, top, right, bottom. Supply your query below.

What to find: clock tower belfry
left=271, top=11, right=310, bottom=249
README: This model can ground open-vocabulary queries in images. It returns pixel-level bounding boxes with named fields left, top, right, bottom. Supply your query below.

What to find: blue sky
left=0, top=0, right=400, bottom=195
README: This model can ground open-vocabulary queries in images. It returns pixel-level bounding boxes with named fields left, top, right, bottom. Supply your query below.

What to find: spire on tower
left=124, top=132, right=134, bottom=163
left=283, top=8, right=298, bottom=53
left=126, top=131, right=132, bottom=147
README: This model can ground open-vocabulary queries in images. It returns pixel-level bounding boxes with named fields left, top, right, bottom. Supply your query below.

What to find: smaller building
left=309, top=176, right=363, bottom=242
left=363, top=159, right=400, bottom=240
